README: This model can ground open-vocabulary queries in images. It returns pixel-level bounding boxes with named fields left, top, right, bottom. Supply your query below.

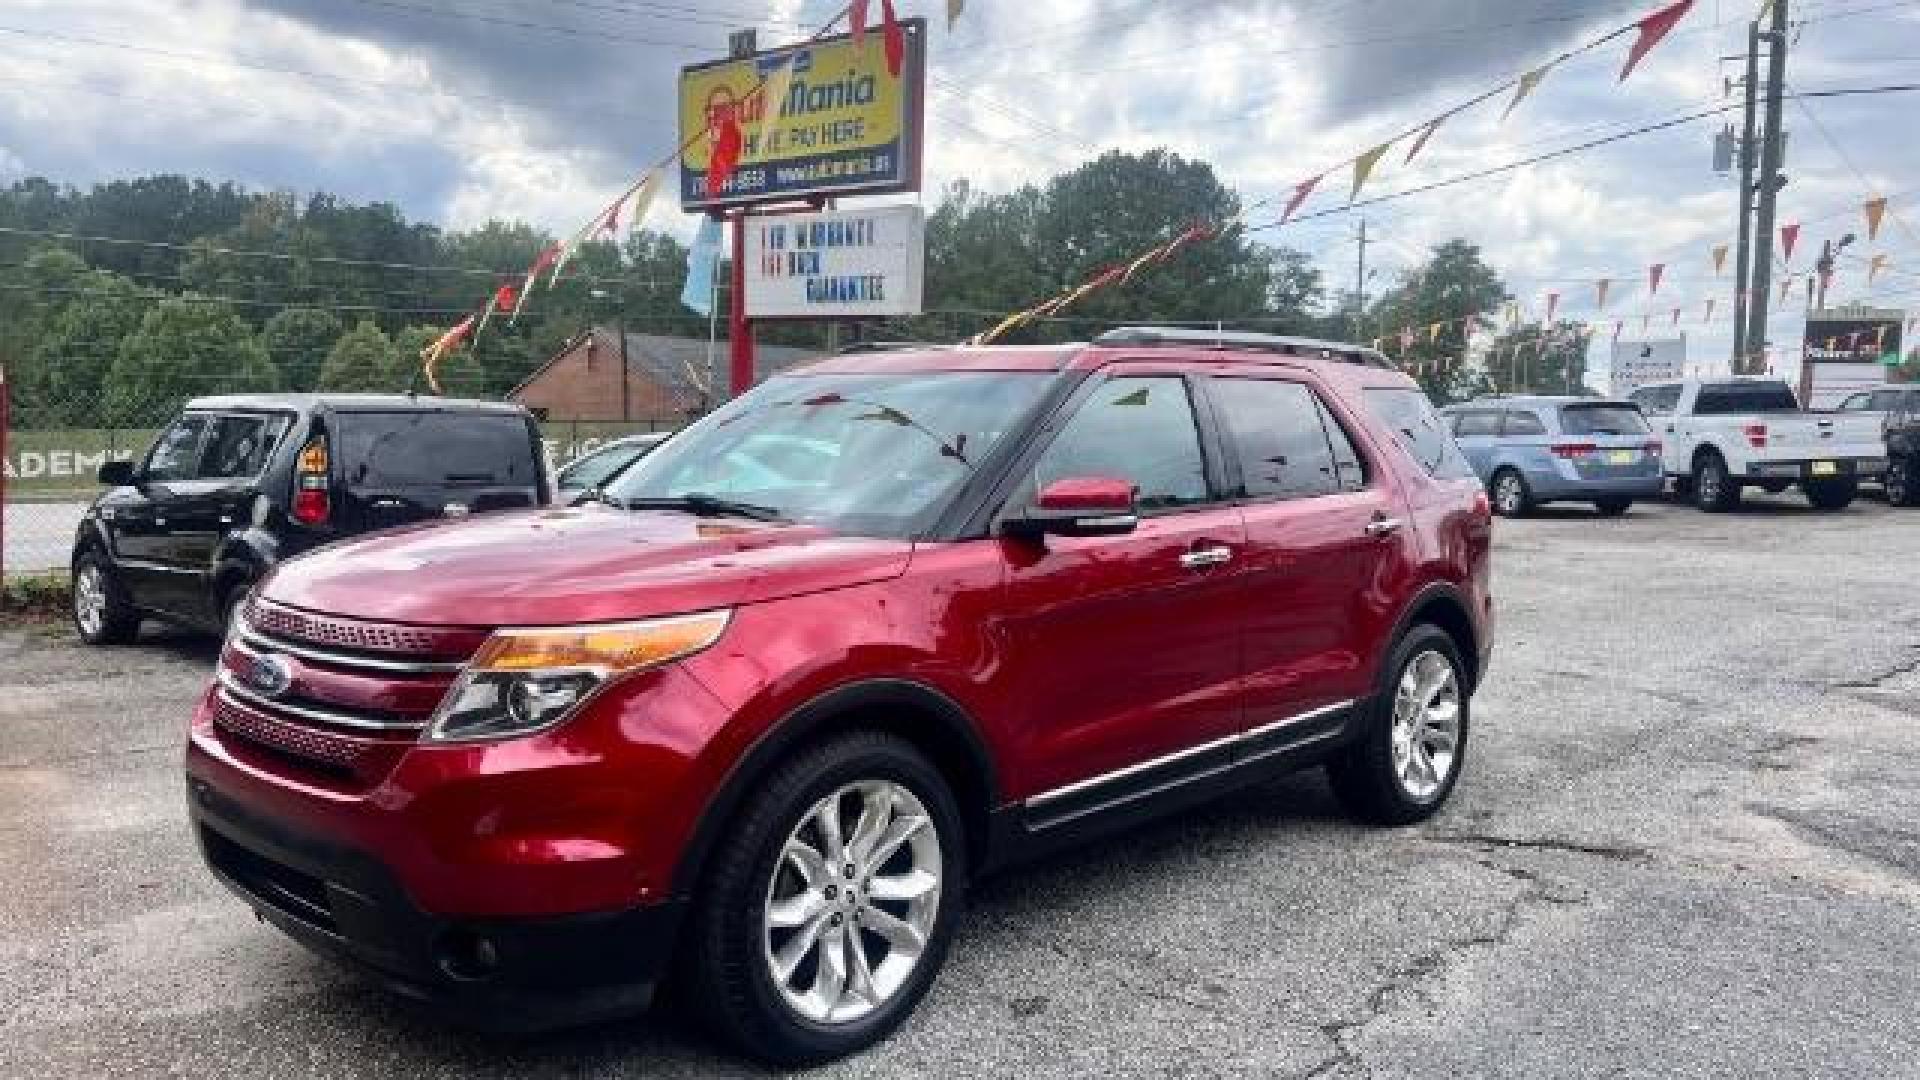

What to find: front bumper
left=188, top=770, right=685, bottom=1032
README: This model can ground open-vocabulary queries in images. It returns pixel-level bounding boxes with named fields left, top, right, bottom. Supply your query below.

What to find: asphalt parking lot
left=4, top=494, right=1918, bottom=1078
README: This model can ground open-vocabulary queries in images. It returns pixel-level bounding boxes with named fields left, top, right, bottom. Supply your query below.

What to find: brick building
left=509, top=328, right=816, bottom=424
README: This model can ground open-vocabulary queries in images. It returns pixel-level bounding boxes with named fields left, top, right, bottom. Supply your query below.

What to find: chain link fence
left=0, top=372, right=685, bottom=582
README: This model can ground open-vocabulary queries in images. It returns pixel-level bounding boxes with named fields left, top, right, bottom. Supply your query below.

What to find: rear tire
left=1803, top=478, right=1858, bottom=512
left=684, top=731, right=965, bottom=1068
left=1694, top=452, right=1740, bottom=513
left=70, top=549, right=141, bottom=646
left=1328, top=625, right=1470, bottom=827
left=1593, top=496, right=1632, bottom=517
left=1886, top=458, right=1918, bottom=507
left=1489, top=469, right=1532, bottom=518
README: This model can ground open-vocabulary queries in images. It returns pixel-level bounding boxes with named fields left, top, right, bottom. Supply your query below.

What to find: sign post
left=681, top=21, right=927, bottom=398
left=1, top=362, right=9, bottom=586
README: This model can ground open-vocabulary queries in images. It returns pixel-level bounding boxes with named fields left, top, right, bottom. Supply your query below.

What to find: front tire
left=1328, top=625, right=1470, bottom=827
left=1694, top=452, right=1741, bottom=513
left=685, top=731, right=964, bottom=1068
left=70, top=549, right=141, bottom=646
left=1885, top=458, right=1917, bottom=507
left=1489, top=469, right=1532, bottom=518
left=1803, top=477, right=1858, bottom=511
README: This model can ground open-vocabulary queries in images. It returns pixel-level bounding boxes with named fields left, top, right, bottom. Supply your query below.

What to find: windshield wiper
left=619, top=494, right=789, bottom=522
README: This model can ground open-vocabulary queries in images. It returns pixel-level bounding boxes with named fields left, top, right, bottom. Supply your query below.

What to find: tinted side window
left=201, top=414, right=289, bottom=480
left=1633, top=386, right=1681, bottom=416
left=1035, top=377, right=1209, bottom=512
left=144, top=415, right=210, bottom=484
left=1211, top=379, right=1339, bottom=500
left=336, top=413, right=540, bottom=489
left=1362, top=388, right=1475, bottom=480
left=1869, top=389, right=1903, bottom=411
left=1317, top=399, right=1368, bottom=493
left=1503, top=411, right=1547, bottom=436
left=1452, top=411, right=1501, bottom=437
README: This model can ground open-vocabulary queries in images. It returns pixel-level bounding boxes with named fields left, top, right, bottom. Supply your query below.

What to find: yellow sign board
left=678, top=22, right=924, bottom=210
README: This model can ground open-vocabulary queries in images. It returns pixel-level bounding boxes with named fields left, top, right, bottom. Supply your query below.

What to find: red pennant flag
left=707, top=101, right=744, bottom=197
left=880, top=0, right=906, bottom=78
left=1648, top=264, right=1665, bottom=296
left=1280, top=174, right=1322, bottom=223
left=851, top=0, right=869, bottom=45
left=1780, top=222, right=1800, bottom=262
left=494, top=283, right=518, bottom=313
left=1546, top=292, right=1560, bottom=323
left=1621, top=0, right=1695, bottom=82
left=1405, top=117, right=1444, bottom=165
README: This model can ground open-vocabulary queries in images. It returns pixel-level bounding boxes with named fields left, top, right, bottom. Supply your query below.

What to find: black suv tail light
left=292, top=436, right=331, bottom=526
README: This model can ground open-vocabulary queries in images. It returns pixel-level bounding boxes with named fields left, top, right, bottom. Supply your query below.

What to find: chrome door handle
left=1179, top=547, right=1234, bottom=570
left=1365, top=517, right=1404, bottom=538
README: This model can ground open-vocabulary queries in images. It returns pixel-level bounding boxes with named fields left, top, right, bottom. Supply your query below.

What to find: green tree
left=318, top=319, right=405, bottom=392
left=260, top=307, right=344, bottom=392
left=104, top=298, right=279, bottom=424
left=1481, top=320, right=1594, bottom=397
left=30, top=269, right=145, bottom=424
left=1365, top=240, right=1510, bottom=403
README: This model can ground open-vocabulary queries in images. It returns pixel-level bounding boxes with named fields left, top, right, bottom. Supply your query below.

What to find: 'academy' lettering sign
left=678, top=22, right=925, bottom=210
left=744, top=206, right=925, bottom=320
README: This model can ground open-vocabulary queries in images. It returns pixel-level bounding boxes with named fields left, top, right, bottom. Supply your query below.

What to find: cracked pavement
left=4, top=495, right=1920, bottom=1077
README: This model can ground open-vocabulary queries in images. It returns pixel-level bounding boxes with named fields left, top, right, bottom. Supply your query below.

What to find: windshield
left=1560, top=404, right=1650, bottom=436
left=606, top=371, right=1053, bottom=538
left=559, top=439, right=658, bottom=491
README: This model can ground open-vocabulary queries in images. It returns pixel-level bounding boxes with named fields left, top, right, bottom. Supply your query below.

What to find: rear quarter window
left=1695, top=382, right=1800, bottom=415
left=1560, top=404, right=1650, bottom=436
left=334, top=412, right=540, bottom=489
left=1361, top=387, right=1475, bottom=480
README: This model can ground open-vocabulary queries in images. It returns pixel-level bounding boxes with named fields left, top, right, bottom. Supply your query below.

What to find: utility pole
left=1743, top=0, right=1789, bottom=375
left=1730, top=21, right=1761, bottom=369
left=1353, top=218, right=1370, bottom=341
left=617, top=314, right=631, bottom=425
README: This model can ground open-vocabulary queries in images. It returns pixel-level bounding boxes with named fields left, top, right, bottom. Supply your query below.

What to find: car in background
left=554, top=432, right=672, bottom=502
left=185, top=327, right=1493, bottom=1065
left=71, top=395, right=548, bottom=644
left=1878, top=385, right=1920, bottom=506
left=1442, top=396, right=1663, bottom=517
left=1630, top=378, right=1886, bottom=512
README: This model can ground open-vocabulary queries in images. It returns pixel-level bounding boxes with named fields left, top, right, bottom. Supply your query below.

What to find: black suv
left=1880, top=385, right=1920, bottom=506
left=71, top=395, right=548, bottom=644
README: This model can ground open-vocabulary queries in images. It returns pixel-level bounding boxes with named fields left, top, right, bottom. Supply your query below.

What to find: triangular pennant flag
left=1613, top=320, right=1624, bottom=342
left=880, top=0, right=906, bottom=79
left=421, top=313, right=478, bottom=394
left=1866, top=196, right=1889, bottom=243
left=1671, top=307, right=1682, bottom=326
left=1405, top=117, right=1444, bottom=165
left=1620, top=0, right=1695, bottom=82
left=1870, top=254, right=1889, bottom=284
left=1780, top=222, right=1800, bottom=262
left=751, top=59, right=798, bottom=150
left=1502, top=64, right=1553, bottom=122
left=1429, top=322, right=1444, bottom=343
left=707, top=99, right=745, bottom=199
left=1280, top=174, right=1322, bottom=223
left=1779, top=277, right=1793, bottom=305
left=1350, top=142, right=1391, bottom=202
left=947, top=0, right=965, bottom=29
left=1648, top=263, right=1665, bottom=296
left=851, top=0, right=869, bottom=45
left=1597, top=278, right=1612, bottom=309
left=1712, top=244, right=1729, bottom=276
left=512, top=244, right=561, bottom=326
left=1545, top=292, right=1560, bottom=323
left=625, top=171, right=661, bottom=238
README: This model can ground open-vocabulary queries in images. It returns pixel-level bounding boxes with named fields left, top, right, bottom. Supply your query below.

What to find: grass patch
left=1, top=571, right=69, bottom=626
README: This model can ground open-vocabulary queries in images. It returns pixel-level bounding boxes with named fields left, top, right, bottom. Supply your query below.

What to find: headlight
left=423, top=610, right=731, bottom=743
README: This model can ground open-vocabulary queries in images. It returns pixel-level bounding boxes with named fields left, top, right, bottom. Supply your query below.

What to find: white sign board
left=1804, top=362, right=1887, bottom=410
left=1611, top=338, right=1686, bottom=396
left=743, top=205, right=925, bottom=320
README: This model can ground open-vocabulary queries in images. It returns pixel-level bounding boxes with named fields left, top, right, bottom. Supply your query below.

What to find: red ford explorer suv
left=186, top=327, right=1493, bottom=1065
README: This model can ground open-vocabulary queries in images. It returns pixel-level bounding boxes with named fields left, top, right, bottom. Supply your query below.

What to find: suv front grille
left=246, top=598, right=488, bottom=661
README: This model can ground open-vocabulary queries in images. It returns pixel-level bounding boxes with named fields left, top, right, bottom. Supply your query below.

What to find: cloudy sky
left=3, top=0, right=1918, bottom=381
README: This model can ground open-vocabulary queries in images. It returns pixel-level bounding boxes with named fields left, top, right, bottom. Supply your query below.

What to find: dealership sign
left=678, top=22, right=925, bottom=210
left=1804, top=307, right=1905, bottom=365
left=743, top=206, right=925, bottom=320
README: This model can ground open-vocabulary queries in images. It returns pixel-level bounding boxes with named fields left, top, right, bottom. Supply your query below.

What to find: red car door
left=1203, top=374, right=1409, bottom=744
left=993, top=372, right=1248, bottom=810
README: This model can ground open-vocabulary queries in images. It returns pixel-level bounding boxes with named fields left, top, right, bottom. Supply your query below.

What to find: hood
left=261, top=505, right=914, bottom=627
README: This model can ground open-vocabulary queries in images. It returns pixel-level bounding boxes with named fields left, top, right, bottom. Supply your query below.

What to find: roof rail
left=1091, top=326, right=1396, bottom=369
left=835, top=340, right=941, bottom=355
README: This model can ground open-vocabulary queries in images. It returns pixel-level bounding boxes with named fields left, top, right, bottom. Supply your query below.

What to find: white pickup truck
left=1627, top=378, right=1888, bottom=512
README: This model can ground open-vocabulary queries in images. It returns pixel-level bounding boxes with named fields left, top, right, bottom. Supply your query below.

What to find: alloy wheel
left=1390, top=650, right=1462, bottom=802
left=763, top=780, right=942, bottom=1026
left=1495, top=475, right=1524, bottom=516
left=74, top=565, right=107, bottom=637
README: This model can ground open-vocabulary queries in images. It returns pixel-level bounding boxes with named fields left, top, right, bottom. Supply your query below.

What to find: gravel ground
left=3, top=493, right=1918, bottom=1078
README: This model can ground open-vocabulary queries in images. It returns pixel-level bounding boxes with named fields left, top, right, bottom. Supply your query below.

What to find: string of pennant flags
left=972, top=0, right=1701, bottom=345
left=416, top=0, right=955, bottom=391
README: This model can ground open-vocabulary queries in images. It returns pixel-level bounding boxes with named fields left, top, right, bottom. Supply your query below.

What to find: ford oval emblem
left=246, top=653, right=295, bottom=700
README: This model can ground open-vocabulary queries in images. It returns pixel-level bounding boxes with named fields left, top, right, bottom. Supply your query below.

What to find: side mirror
left=97, top=460, right=137, bottom=487
left=1005, top=476, right=1139, bottom=539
